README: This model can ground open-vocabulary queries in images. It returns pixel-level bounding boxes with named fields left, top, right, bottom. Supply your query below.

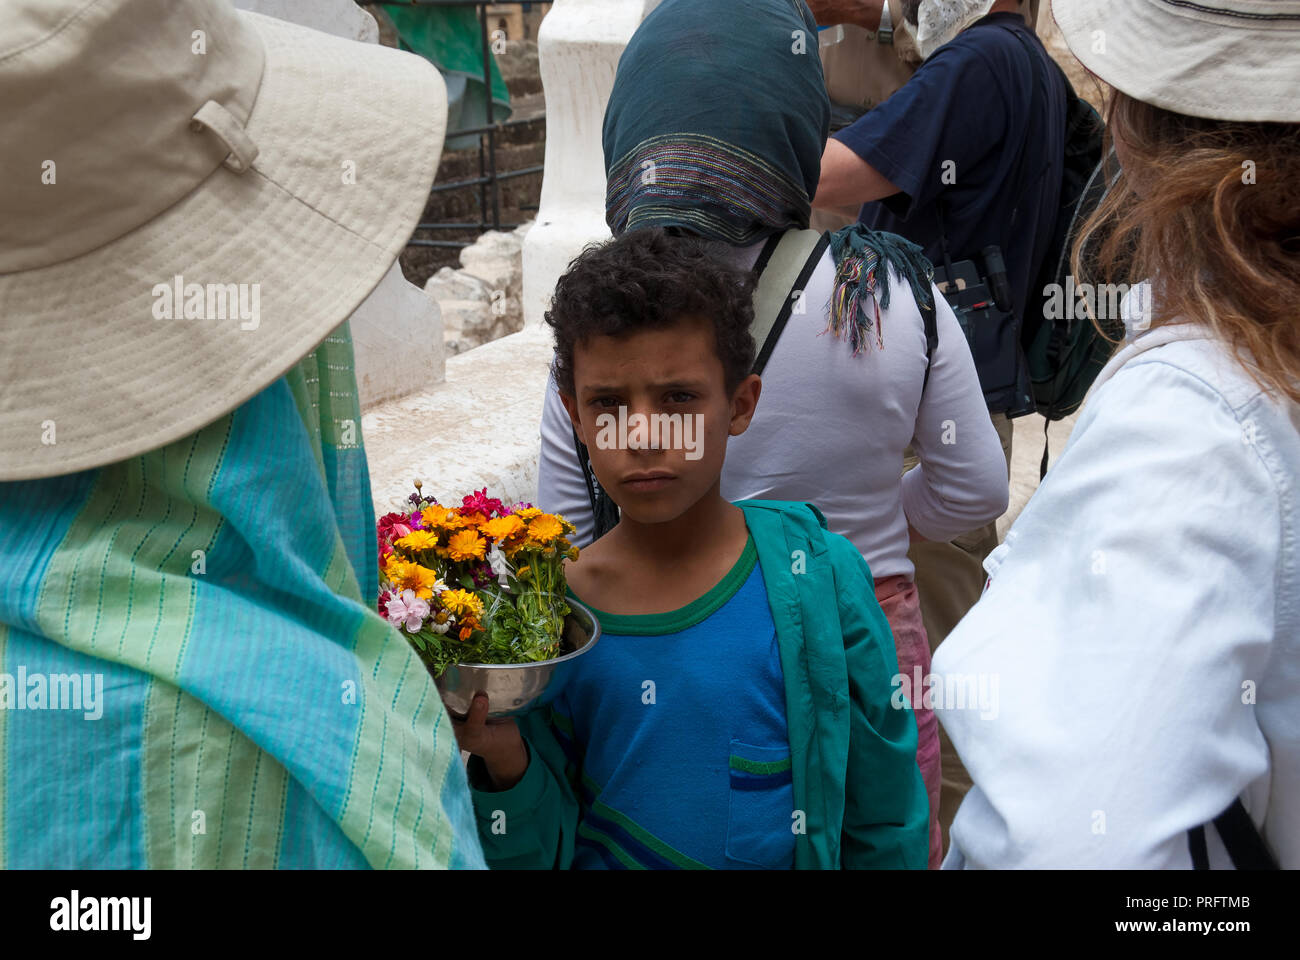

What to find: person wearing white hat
left=934, top=0, right=1300, bottom=868
left=0, top=0, right=484, bottom=868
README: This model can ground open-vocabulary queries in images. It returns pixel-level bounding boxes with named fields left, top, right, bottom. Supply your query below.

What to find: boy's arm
left=828, top=535, right=930, bottom=869
left=465, top=706, right=582, bottom=869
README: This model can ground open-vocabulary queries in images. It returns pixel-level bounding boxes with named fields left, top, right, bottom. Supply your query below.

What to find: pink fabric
left=875, top=574, right=943, bottom=869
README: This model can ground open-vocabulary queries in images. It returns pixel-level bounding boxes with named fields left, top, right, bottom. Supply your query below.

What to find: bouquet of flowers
left=377, top=482, right=580, bottom=677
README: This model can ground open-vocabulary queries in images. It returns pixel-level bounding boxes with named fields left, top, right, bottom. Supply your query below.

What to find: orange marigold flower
left=514, top=506, right=542, bottom=521
left=482, top=515, right=525, bottom=542
left=393, top=530, right=439, bottom=553
left=383, top=557, right=413, bottom=583
left=458, top=625, right=473, bottom=642
left=423, top=506, right=465, bottom=531
left=446, top=530, right=486, bottom=562
left=440, top=588, right=485, bottom=619
left=526, top=514, right=564, bottom=545
left=407, top=565, right=442, bottom=600
left=385, top=559, right=442, bottom=599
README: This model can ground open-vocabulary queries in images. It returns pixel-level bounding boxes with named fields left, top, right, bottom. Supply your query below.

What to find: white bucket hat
left=0, top=0, right=446, bottom=481
left=1052, top=0, right=1300, bottom=123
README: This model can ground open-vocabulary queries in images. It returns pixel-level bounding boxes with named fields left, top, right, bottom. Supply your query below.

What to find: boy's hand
left=449, top=694, right=528, bottom=790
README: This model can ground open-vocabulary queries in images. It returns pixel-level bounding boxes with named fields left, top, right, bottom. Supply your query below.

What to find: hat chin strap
left=190, top=100, right=260, bottom=174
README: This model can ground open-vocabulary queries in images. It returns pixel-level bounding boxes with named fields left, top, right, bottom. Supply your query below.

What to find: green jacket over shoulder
left=465, top=499, right=930, bottom=869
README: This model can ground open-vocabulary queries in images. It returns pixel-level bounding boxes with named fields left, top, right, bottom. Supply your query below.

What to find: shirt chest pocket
left=725, top=739, right=796, bottom=869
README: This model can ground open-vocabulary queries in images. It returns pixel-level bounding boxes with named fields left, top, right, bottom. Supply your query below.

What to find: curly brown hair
left=544, top=227, right=758, bottom=398
left=1073, top=90, right=1300, bottom=403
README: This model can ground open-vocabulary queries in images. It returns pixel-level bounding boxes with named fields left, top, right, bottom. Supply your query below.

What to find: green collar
left=565, top=535, right=757, bottom=636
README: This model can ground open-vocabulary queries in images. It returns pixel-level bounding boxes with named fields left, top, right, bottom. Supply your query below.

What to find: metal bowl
left=433, top=599, right=601, bottom=720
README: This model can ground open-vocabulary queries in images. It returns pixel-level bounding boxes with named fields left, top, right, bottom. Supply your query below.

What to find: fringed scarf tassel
left=827, top=224, right=937, bottom=356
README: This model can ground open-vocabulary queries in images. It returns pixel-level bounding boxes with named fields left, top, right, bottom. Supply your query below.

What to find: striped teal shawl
left=0, top=324, right=484, bottom=869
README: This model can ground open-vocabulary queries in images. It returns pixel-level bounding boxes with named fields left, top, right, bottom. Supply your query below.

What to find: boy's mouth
left=621, top=471, right=676, bottom=492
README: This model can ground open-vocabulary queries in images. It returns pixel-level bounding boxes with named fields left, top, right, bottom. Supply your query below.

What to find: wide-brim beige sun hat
left=0, top=0, right=446, bottom=481
left=1052, top=0, right=1300, bottom=123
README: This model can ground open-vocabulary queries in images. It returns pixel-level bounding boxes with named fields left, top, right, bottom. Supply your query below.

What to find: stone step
left=363, top=323, right=554, bottom=516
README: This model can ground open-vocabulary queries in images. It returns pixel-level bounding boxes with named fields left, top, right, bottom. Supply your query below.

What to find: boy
left=452, top=228, right=929, bottom=869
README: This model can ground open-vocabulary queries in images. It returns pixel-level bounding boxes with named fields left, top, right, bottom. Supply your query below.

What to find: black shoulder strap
left=573, top=424, right=619, bottom=541
left=1188, top=797, right=1279, bottom=870
left=920, top=294, right=938, bottom=393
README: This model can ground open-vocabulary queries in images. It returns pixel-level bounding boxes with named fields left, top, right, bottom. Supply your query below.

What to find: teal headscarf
left=602, top=0, right=934, bottom=354
left=604, top=0, right=830, bottom=245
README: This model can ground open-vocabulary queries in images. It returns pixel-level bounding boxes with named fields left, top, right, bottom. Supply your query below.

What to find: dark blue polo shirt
left=833, top=13, right=1065, bottom=336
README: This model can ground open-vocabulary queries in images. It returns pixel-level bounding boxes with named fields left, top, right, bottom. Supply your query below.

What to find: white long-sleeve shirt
left=936, top=288, right=1299, bottom=868
left=537, top=239, right=1008, bottom=579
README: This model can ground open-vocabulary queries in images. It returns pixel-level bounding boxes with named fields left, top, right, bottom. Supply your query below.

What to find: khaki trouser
left=902, top=411, right=1013, bottom=857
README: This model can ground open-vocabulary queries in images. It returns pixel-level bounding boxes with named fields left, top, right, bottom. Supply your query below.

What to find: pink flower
left=378, top=588, right=392, bottom=618
left=462, top=487, right=506, bottom=518
left=377, top=512, right=411, bottom=545
left=386, top=589, right=430, bottom=632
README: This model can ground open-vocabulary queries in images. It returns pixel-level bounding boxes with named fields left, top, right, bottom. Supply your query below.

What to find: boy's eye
left=591, top=396, right=620, bottom=409
left=667, top=392, right=695, bottom=404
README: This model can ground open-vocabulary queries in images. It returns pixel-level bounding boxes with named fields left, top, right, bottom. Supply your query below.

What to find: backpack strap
left=750, top=228, right=830, bottom=375
left=1188, top=797, right=1279, bottom=870
left=919, top=295, right=938, bottom=393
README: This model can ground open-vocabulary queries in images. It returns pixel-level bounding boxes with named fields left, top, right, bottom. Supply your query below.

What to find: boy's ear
left=727, top=373, right=762, bottom=436
left=559, top=390, right=586, bottom=444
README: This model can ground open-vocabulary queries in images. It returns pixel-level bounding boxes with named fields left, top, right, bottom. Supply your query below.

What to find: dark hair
left=545, top=228, right=757, bottom=397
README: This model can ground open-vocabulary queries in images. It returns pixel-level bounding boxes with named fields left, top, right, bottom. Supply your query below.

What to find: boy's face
left=560, top=314, right=761, bottom=527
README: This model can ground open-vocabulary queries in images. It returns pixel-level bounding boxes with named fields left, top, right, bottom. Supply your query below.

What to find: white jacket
left=936, top=292, right=1298, bottom=868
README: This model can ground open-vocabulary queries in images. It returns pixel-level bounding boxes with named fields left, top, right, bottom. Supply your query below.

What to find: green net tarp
left=380, top=3, right=512, bottom=150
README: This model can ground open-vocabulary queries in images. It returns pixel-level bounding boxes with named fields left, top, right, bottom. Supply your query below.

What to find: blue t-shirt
left=557, top=534, right=796, bottom=869
left=833, top=13, right=1065, bottom=332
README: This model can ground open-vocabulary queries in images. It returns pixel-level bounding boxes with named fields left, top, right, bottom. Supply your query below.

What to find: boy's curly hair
left=545, top=228, right=757, bottom=398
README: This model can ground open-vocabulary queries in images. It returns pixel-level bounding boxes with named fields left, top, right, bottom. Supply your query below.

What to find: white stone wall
left=363, top=323, right=555, bottom=514
left=369, top=0, right=672, bottom=514
left=521, top=0, right=663, bottom=327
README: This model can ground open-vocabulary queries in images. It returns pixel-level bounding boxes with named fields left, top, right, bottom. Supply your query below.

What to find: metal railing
left=359, top=0, right=547, bottom=248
